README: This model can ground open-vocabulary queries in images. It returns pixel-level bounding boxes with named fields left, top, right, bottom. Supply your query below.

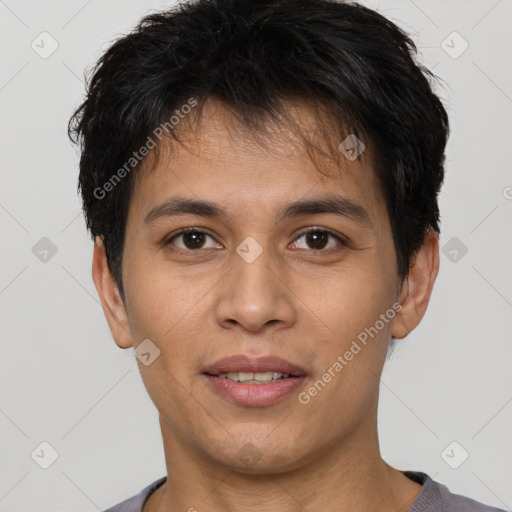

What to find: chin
left=206, top=437, right=308, bottom=474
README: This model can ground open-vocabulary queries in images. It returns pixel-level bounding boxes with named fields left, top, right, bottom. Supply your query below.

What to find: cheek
left=321, top=262, right=396, bottom=343
left=122, top=258, right=208, bottom=415
left=123, top=254, right=214, bottom=359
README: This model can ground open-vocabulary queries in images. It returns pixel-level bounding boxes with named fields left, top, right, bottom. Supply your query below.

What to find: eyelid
left=163, top=227, right=218, bottom=248
left=294, top=226, right=349, bottom=245
left=164, top=226, right=349, bottom=252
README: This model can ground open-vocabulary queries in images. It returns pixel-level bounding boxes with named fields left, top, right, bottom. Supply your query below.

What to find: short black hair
left=68, top=0, right=449, bottom=299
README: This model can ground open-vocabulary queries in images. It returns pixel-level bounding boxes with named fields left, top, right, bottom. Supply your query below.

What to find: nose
left=215, top=240, right=296, bottom=333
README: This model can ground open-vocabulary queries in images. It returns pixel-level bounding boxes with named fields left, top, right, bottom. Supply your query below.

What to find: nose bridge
left=232, top=235, right=278, bottom=306
left=234, top=238, right=274, bottom=293
left=216, top=235, right=296, bottom=331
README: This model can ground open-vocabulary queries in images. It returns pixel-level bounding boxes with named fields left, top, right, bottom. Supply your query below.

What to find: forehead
left=128, top=98, right=386, bottom=229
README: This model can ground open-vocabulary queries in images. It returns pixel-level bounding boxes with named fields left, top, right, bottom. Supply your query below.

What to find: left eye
left=165, top=228, right=346, bottom=252
left=291, top=230, right=346, bottom=251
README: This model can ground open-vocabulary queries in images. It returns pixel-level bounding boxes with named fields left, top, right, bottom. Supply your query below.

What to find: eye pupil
left=183, top=231, right=205, bottom=249
left=307, top=232, right=328, bottom=250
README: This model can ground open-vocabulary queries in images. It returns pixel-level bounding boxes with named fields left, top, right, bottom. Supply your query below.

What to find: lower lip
left=204, top=374, right=307, bottom=407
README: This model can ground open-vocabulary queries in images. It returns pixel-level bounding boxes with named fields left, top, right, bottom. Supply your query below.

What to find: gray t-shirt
left=103, top=471, right=507, bottom=512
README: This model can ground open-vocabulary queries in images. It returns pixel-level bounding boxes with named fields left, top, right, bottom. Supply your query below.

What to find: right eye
left=165, top=228, right=222, bottom=252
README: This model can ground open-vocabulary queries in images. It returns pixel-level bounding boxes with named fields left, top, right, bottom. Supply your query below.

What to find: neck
left=144, top=405, right=422, bottom=512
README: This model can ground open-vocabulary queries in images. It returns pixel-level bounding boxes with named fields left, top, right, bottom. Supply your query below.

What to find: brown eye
left=166, top=229, right=220, bottom=251
left=292, top=229, right=346, bottom=251
left=304, top=232, right=329, bottom=250
left=181, top=231, right=206, bottom=249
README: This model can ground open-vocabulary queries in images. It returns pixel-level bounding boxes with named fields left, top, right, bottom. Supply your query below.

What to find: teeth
left=217, top=371, right=290, bottom=383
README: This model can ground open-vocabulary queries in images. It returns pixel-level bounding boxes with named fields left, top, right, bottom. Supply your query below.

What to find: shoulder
left=103, top=476, right=167, bottom=512
left=404, top=471, right=507, bottom=512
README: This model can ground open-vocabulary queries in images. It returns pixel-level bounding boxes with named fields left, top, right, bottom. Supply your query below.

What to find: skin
left=93, top=98, right=439, bottom=512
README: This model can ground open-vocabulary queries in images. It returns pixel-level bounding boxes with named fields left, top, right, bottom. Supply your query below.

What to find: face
left=108, top=99, right=408, bottom=472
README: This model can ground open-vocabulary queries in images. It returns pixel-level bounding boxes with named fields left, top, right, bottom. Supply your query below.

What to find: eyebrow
left=144, top=194, right=372, bottom=228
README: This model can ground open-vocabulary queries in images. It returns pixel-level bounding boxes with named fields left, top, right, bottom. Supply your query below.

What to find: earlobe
left=391, top=228, right=440, bottom=339
left=92, top=237, right=133, bottom=349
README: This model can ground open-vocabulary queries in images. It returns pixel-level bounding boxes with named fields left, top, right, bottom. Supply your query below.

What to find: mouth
left=202, top=354, right=307, bottom=380
left=202, top=355, right=307, bottom=406
left=212, top=371, right=296, bottom=384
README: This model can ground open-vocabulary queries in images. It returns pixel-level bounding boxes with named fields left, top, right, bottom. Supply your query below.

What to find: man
left=68, top=0, right=505, bottom=510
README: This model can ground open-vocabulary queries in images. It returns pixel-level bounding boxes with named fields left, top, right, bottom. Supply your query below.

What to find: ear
left=391, top=228, right=440, bottom=339
left=92, top=236, right=133, bottom=349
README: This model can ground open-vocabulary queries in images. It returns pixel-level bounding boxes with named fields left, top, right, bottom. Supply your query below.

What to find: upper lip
left=203, top=355, right=307, bottom=377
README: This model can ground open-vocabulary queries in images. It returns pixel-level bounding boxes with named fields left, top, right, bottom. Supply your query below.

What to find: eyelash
left=164, top=227, right=348, bottom=254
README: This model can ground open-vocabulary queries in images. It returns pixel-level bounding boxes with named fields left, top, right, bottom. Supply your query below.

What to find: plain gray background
left=1, top=0, right=511, bottom=510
